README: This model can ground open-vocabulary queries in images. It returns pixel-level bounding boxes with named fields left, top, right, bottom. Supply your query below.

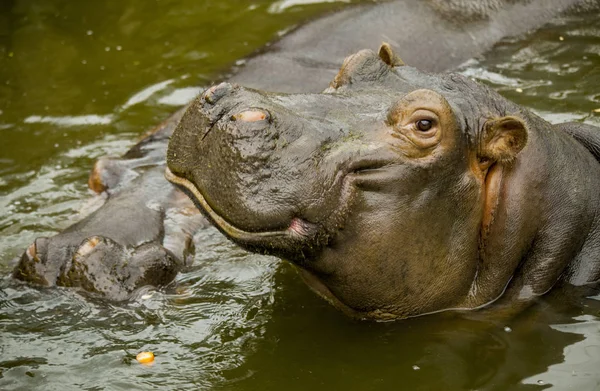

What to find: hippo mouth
left=165, top=161, right=389, bottom=258
left=165, top=167, right=327, bottom=253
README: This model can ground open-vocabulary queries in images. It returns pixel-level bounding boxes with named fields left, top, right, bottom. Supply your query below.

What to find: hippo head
left=167, top=44, right=529, bottom=320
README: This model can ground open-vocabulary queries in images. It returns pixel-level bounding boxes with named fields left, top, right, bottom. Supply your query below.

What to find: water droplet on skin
left=504, top=326, right=512, bottom=333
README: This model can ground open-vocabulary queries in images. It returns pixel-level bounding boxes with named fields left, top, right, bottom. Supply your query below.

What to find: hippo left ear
left=479, top=116, right=528, bottom=165
left=378, top=42, right=405, bottom=67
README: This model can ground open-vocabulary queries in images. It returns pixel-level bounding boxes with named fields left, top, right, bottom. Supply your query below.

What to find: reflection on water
left=24, top=114, right=114, bottom=126
left=523, top=315, right=600, bottom=389
left=1, top=2, right=600, bottom=390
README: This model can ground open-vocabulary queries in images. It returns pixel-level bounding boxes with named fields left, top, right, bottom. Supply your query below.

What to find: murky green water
left=1, top=1, right=600, bottom=390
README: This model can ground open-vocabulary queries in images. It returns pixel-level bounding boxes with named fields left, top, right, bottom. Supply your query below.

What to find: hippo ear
left=378, top=42, right=405, bottom=67
left=479, top=116, right=528, bottom=165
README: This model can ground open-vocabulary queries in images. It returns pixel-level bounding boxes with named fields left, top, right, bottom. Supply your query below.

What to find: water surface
left=1, top=2, right=600, bottom=390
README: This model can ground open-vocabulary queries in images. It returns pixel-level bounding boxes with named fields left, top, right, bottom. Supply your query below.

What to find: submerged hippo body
left=167, top=45, right=600, bottom=320
left=14, top=0, right=598, bottom=299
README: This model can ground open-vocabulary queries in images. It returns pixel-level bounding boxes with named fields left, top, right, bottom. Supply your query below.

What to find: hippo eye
left=416, top=119, right=434, bottom=132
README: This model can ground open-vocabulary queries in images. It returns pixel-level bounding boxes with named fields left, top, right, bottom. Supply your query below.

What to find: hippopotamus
left=12, top=111, right=207, bottom=300
left=166, top=44, right=600, bottom=320
left=13, top=0, right=597, bottom=299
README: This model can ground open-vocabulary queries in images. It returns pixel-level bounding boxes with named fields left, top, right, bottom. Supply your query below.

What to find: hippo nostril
left=231, top=109, right=269, bottom=123
left=203, top=82, right=232, bottom=104
left=75, top=236, right=103, bottom=259
left=32, top=237, right=49, bottom=261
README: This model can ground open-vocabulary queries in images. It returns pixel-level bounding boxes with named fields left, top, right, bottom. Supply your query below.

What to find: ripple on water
left=0, top=228, right=279, bottom=390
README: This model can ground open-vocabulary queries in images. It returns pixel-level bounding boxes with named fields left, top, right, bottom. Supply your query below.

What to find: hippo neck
left=464, top=112, right=600, bottom=309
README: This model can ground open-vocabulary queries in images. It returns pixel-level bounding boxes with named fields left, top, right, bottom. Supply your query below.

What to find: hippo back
left=557, top=122, right=600, bottom=163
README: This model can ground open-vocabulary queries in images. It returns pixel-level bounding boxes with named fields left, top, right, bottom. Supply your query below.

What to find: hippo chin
left=167, top=44, right=600, bottom=320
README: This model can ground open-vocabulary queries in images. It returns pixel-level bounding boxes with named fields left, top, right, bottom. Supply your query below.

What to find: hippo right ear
left=478, top=116, right=528, bottom=166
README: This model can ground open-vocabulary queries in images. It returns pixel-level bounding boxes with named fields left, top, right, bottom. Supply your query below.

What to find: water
left=1, top=2, right=600, bottom=390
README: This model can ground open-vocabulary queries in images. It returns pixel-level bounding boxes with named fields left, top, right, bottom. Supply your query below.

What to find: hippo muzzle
left=167, top=80, right=402, bottom=262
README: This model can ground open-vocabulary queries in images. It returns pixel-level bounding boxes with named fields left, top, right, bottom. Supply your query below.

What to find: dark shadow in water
left=222, top=264, right=600, bottom=390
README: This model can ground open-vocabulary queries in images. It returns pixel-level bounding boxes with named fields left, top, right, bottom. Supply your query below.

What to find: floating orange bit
left=136, top=351, right=155, bottom=364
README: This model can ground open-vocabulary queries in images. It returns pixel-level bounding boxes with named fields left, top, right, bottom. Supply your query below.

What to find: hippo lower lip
left=165, top=167, right=319, bottom=246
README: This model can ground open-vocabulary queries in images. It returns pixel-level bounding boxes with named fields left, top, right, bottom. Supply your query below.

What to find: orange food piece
left=136, top=351, right=155, bottom=364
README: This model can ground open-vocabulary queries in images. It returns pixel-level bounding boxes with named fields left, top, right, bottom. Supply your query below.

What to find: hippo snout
left=167, top=77, right=399, bottom=260
left=13, top=232, right=184, bottom=300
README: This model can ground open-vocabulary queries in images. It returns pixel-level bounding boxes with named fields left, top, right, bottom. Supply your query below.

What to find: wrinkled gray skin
left=167, top=46, right=600, bottom=320
left=13, top=0, right=596, bottom=300
left=13, top=112, right=207, bottom=300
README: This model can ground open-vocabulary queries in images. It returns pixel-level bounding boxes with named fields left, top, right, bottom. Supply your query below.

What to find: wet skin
left=13, top=0, right=597, bottom=299
left=167, top=45, right=600, bottom=320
